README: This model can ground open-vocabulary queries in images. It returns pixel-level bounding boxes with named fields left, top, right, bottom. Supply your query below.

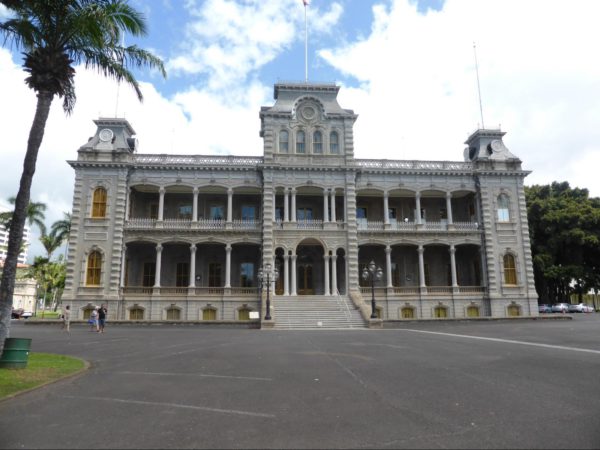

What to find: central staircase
left=271, top=295, right=367, bottom=330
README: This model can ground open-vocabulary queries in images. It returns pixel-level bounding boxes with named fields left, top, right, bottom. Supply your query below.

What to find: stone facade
left=62, top=82, right=538, bottom=324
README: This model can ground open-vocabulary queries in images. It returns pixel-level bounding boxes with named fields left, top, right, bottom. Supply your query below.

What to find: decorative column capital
left=446, top=192, right=452, bottom=199
left=385, top=245, right=392, bottom=255
left=417, top=245, right=424, bottom=254
left=449, top=244, right=456, bottom=253
left=156, top=244, right=163, bottom=252
left=159, top=187, right=165, bottom=194
left=193, top=187, right=199, bottom=194
left=415, top=191, right=421, bottom=199
left=227, top=187, right=233, bottom=195
left=225, top=244, right=232, bottom=252
left=190, top=244, right=197, bottom=253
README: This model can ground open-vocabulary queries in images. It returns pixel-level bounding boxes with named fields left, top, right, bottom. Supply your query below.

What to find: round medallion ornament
left=99, top=128, right=114, bottom=142
left=301, top=105, right=316, bottom=121
left=490, top=139, right=503, bottom=153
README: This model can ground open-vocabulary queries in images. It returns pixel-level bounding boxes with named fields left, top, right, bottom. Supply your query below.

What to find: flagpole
left=473, top=42, right=485, bottom=129
left=304, top=1, right=308, bottom=83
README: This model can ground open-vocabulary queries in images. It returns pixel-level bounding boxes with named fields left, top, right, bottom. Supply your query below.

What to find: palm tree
left=50, top=212, right=72, bottom=259
left=0, top=0, right=165, bottom=352
left=39, top=230, right=62, bottom=261
left=0, top=197, right=47, bottom=234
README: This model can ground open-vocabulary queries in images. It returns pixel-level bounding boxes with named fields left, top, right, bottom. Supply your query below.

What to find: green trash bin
left=0, top=337, right=32, bottom=369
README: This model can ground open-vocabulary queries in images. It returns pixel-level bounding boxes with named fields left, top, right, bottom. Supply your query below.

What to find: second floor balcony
left=125, top=218, right=260, bottom=231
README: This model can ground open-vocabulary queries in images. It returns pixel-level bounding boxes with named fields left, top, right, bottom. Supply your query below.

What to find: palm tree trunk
left=0, top=91, right=53, bottom=354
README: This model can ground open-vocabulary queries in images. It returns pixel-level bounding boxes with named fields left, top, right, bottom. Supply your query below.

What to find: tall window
left=209, top=263, right=222, bottom=287
left=130, top=308, right=144, bottom=320
left=497, top=194, right=510, bottom=222
left=313, top=131, right=323, bottom=154
left=166, top=307, right=181, bottom=320
left=92, top=187, right=107, bottom=218
left=279, top=130, right=289, bottom=153
left=503, top=254, right=517, bottom=285
left=210, top=205, right=224, bottom=220
left=203, top=308, right=216, bottom=321
left=143, top=262, right=156, bottom=287
left=176, top=262, right=189, bottom=287
left=296, top=130, right=305, bottom=153
left=330, top=131, right=339, bottom=154
left=241, top=206, right=255, bottom=221
left=240, top=263, right=254, bottom=287
left=297, top=207, right=313, bottom=221
left=86, top=251, right=102, bottom=285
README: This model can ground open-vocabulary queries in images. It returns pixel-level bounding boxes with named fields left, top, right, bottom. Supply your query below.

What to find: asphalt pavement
left=1, top=315, right=600, bottom=449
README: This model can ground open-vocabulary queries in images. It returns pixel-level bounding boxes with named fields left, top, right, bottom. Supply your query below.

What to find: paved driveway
left=1, top=316, right=600, bottom=449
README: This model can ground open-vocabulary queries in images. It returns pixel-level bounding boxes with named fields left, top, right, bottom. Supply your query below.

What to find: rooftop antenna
left=303, top=0, right=309, bottom=83
left=473, top=42, right=485, bottom=129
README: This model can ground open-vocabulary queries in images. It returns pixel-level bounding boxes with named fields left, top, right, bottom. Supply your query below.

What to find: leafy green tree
left=0, top=0, right=165, bottom=352
left=39, top=230, right=62, bottom=261
left=526, top=182, right=600, bottom=304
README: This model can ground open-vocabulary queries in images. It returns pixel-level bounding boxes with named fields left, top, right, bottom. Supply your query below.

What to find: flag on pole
left=302, top=0, right=309, bottom=5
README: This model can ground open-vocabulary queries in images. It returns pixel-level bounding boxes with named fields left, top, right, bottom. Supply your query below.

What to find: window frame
left=503, top=253, right=518, bottom=285
left=86, top=250, right=102, bottom=286
left=279, top=130, right=289, bottom=153
left=296, top=130, right=306, bottom=154
left=91, top=187, right=107, bottom=218
left=497, top=194, right=510, bottom=222
left=313, top=130, right=323, bottom=154
left=329, top=131, right=339, bottom=154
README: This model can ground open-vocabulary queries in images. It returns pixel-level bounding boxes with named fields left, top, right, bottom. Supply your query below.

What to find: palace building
left=61, top=82, right=538, bottom=328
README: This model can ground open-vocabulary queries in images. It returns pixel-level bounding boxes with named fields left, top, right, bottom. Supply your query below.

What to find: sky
left=1, top=0, right=600, bottom=262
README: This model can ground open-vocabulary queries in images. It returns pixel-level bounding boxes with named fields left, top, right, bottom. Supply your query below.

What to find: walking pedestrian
left=98, top=304, right=107, bottom=333
left=61, top=305, right=71, bottom=333
left=89, top=306, right=99, bottom=332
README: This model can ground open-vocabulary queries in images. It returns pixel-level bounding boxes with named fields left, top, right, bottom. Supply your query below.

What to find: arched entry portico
left=296, top=240, right=324, bottom=295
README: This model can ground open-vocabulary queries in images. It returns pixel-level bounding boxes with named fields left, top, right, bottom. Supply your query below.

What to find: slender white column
left=385, top=245, right=393, bottom=288
left=291, top=188, right=297, bottom=222
left=323, top=254, right=330, bottom=296
left=192, top=187, right=198, bottom=222
left=158, top=187, right=165, bottom=221
left=189, top=245, right=197, bottom=287
left=154, top=244, right=163, bottom=287
left=331, top=254, right=338, bottom=295
left=291, top=254, right=297, bottom=295
left=323, top=189, right=329, bottom=222
left=446, top=192, right=454, bottom=225
left=415, top=192, right=422, bottom=225
left=120, top=245, right=127, bottom=287
left=418, top=245, right=425, bottom=287
left=283, top=254, right=290, bottom=296
left=125, top=188, right=131, bottom=220
left=330, top=189, right=336, bottom=222
left=284, top=188, right=289, bottom=222
left=343, top=189, right=347, bottom=222
left=225, top=244, right=232, bottom=288
left=227, top=188, right=233, bottom=223
left=272, top=192, right=276, bottom=221
left=383, top=192, right=390, bottom=225
left=450, top=245, right=458, bottom=287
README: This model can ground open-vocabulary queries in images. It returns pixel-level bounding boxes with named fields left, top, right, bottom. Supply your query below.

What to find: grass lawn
left=33, top=312, right=61, bottom=320
left=0, top=353, right=86, bottom=399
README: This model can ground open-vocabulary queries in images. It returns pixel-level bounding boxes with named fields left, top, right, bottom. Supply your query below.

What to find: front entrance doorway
left=298, top=264, right=314, bottom=295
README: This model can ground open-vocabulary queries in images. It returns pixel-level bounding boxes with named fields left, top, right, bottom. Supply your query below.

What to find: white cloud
left=0, top=5, right=11, bottom=20
left=319, top=0, right=600, bottom=196
left=167, top=0, right=343, bottom=91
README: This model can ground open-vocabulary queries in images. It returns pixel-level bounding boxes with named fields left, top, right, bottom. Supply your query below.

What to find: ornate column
left=324, top=253, right=330, bottom=296
left=226, top=188, right=233, bottom=224
left=383, top=192, right=390, bottom=225
left=192, top=187, right=199, bottom=222
left=446, top=192, right=454, bottom=226
left=154, top=244, right=163, bottom=287
left=272, top=191, right=276, bottom=221
left=284, top=188, right=289, bottom=222
left=125, top=188, right=131, bottom=221
left=330, top=189, right=336, bottom=222
left=120, top=244, right=127, bottom=287
left=283, top=254, right=290, bottom=296
left=450, top=244, right=458, bottom=288
left=415, top=192, right=422, bottom=226
left=291, top=253, right=297, bottom=295
left=189, top=244, right=197, bottom=287
left=385, top=245, right=393, bottom=288
left=323, top=188, right=329, bottom=222
left=225, top=244, right=232, bottom=288
left=331, top=254, right=338, bottom=295
left=291, top=188, right=297, bottom=222
left=418, top=245, right=426, bottom=288
left=158, top=187, right=165, bottom=221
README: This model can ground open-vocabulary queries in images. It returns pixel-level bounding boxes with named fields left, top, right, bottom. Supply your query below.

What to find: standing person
left=61, top=305, right=71, bottom=334
left=89, top=306, right=99, bottom=332
left=98, top=304, right=107, bottom=333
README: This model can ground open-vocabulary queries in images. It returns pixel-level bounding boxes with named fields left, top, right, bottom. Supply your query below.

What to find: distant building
left=0, top=201, right=30, bottom=265
left=62, top=82, right=538, bottom=326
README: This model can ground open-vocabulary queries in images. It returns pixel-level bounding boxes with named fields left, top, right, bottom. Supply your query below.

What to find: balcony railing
left=359, top=286, right=485, bottom=296
left=357, top=220, right=479, bottom=232
left=273, top=219, right=345, bottom=230
left=122, top=286, right=259, bottom=296
left=355, top=159, right=473, bottom=171
left=125, top=218, right=260, bottom=231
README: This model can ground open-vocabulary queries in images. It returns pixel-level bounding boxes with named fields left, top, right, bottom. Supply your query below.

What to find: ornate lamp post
left=362, top=260, right=383, bottom=319
left=258, top=263, right=279, bottom=320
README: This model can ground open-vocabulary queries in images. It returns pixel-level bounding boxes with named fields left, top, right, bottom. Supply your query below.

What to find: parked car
left=551, top=303, right=570, bottom=313
left=11, top=308, right=32, bottom=319
left=538, top=304, right=552, bottom=313
left=568, top=303, right=595, bottom=313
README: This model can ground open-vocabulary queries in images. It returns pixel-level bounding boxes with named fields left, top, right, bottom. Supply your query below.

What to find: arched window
left=203, top=308, right=217, bottom=321
left=166, top=307, right=181, bottom=320
left=434, top=306, right=448, bottom=318
left=238, top=308, right=251, bottom=321
left=466, top=306, right=480, bottom=317
left=329, top=131, right=339, bottom=154
left=92, top=187, right=107, bottom=218
left=129, top=308, right=144, bottom=320
left=503, top=254, right=517, bottom=285
left=313, top=131, right=323, bottom=154
left=86, top=251, right=102, bottom=285
left=497, top=194, right=510, bottom=222
left=401, top=307, right=414, bottom=319
left=507, top=304, right=521, bottom=317
left=279, top=130, right=289, bottom=153
left=296, top=130, right=305, bottom=154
